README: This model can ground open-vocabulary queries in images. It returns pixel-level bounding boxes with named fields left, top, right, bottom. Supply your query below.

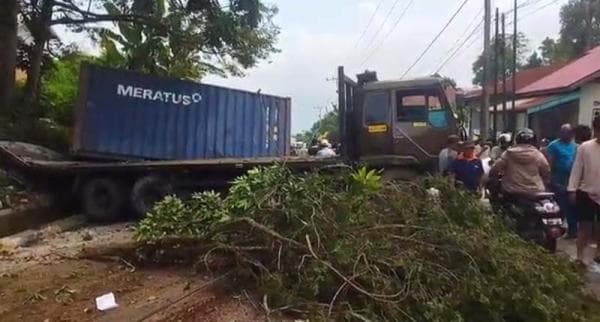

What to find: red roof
left=518, top=46, right=600, bottom=97
left=462, top=64, right=564, bottom=99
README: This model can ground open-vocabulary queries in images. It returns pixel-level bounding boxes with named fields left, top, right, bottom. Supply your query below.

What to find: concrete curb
left=0, top=195, right=59, bottom=238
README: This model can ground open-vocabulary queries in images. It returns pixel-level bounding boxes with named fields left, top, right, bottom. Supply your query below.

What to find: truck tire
left=82, top=177, right=125, bottom=222
left=130, top=175, right=173, bottom=217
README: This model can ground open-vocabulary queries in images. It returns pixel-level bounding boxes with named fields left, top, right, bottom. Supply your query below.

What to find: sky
left=203, top=0, right=568, bottom=133
left=64, top=0, right=569, bottom=133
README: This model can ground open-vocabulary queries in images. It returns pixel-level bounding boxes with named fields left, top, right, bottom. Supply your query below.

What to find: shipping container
left=73, top=64, right=291, bottom=160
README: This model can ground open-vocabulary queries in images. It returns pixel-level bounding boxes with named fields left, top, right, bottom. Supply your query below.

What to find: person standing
left=315, top=139, right=336, bottom=158
left=574, top=125, right=592, bottom=145
left=545, top=124, right=577, bottom=238
left=448, top=141, right=484, bottom=194
left=438, top=135, right=460, bottom=174
left=568, top=116, right=600, bottom=264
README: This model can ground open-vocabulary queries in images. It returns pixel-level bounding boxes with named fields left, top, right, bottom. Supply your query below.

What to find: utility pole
left=493, top=8, right=499, bottom=139
left=511, top=0, right=518, bottom=132
left=480, top=0, right=492, bottom=141
left=585, top=0, right=593, bottom=51
left=501, top=13, right=508, bottom=131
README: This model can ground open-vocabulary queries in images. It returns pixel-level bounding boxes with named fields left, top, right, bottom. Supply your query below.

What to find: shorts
left=576, top=190, right=600, bottom=222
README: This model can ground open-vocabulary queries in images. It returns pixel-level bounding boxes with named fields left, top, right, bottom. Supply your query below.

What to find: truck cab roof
left=361, top=77, right=443, bottom=91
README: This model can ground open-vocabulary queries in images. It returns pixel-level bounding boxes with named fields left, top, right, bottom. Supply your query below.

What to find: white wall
left=516, top=113, right=527, bottom=129
left=579, top=82, right=600, bottom=126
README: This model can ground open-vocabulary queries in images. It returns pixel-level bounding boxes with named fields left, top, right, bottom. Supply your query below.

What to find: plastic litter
left=96, top=292, right=119, bottom=311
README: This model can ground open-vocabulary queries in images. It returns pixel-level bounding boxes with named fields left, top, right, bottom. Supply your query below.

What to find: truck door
left=392, top=89, right=455, bottom=164
left=359, top=91, right=393, bottom=156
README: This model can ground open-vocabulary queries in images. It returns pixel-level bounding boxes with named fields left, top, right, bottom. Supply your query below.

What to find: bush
left=136, top=166, right=595, bottom=321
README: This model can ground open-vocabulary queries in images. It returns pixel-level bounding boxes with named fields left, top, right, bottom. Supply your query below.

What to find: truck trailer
left=0, top=65, right=462, bottom=221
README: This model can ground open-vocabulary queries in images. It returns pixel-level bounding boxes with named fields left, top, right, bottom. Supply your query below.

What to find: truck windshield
left=364, top=92, right=389, bottom=125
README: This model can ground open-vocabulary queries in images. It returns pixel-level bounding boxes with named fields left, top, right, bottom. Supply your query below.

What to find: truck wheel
left=82, top=177, right=125, bottom=222
left=130, top=175, right=173, bottom=217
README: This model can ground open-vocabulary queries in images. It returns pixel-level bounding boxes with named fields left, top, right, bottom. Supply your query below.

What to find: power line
left=432, top=6, right=483, bottom=71
left=359, top=0, right=416, bottom=67
left=359, top=0, right=405, bottom=56
left=435, top=18, right=484, bottom=73
left=507, top=0, right=561, bottom=24
left=352, top=0, right=387, bottom=49
left=400, top=0, right=471, bottom=79
left=441, top=0, right=559, bottom=74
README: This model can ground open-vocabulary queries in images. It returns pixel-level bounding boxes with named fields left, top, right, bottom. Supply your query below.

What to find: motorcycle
left=487, top=179, right=564, bottom=253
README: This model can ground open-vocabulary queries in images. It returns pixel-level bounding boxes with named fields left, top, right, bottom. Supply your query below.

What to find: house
left=463, top=64, right=564, bottom=139
left=465, top=45, right=600, bottom=140
left=516, top=46, right=600, bottom=139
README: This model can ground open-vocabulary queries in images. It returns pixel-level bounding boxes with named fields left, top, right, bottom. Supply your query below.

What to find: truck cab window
left=396, top=94, right=428, bottom=122
left=364, top=92, right=389, bottom=125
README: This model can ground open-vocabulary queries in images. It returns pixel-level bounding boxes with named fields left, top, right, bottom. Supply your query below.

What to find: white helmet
left=498, top=133, right=512, bottom=145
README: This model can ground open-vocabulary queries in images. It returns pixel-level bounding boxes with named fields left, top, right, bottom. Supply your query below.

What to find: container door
left=359, top=91, right=393, bottom=156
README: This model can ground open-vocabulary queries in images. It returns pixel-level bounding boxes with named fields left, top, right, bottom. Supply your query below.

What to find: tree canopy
left=528, top=0, right=600, bottom=67
left=295, top=110, right=339, bottom=145
left=96, top=0, right=279, bottom=79
left=471, top=33, right=529, bottom=86
left=0, top=0, right=280, bottom=120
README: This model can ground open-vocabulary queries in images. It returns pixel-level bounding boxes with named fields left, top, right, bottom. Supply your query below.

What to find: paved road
left=558, top=238, right=600, bottom=297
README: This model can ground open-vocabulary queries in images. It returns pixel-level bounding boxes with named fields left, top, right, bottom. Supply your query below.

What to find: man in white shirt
left=568, top=116, right=600, bottom=263
left=316, top=139, right=336, bottom=158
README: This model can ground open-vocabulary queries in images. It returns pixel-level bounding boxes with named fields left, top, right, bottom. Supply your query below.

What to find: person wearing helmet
left=316, top=139, right=336, bottom=158
left=489, top=128, right=550, bottom=195
left=490, top=132, right=512, bottom=161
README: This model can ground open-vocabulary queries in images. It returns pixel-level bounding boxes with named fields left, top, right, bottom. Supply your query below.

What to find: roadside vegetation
left=136, top=165, right=597, bottom=321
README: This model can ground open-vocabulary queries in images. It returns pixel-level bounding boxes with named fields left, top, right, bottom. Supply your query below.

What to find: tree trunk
left=22, top=0, right=54, bottom=116
left=0, top=0, right=18, bottom=115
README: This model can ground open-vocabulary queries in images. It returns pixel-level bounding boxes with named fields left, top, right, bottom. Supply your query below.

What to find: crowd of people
left=440, top=117, right=600, bottom=264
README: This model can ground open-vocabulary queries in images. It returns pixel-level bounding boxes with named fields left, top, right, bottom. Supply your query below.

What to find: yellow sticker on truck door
left=368, top=124, right=388, bottom=133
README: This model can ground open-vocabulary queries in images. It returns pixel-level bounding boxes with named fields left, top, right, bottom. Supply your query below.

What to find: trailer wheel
left=130, top=175, right=173, bottom=217
left=82, top=177, right=125, bottom=222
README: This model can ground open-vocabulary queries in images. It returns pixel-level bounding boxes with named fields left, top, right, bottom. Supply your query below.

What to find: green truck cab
left=337, top=67, right=460, bottom=178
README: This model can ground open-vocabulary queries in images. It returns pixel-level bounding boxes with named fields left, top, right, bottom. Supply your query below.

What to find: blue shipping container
left=73, top=65, right=291, bottom=160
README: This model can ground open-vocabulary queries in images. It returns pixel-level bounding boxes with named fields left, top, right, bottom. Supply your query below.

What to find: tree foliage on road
left=136, top=165, right=597, bottom=321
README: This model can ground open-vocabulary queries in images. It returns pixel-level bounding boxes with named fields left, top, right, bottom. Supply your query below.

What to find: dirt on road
left=4, top=215, right=600, bottom=322
left=0, top=218, right=264, bottom=322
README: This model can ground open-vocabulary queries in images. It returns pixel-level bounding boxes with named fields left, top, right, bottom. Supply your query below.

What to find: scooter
left=487, top=179, right=564, bottom=253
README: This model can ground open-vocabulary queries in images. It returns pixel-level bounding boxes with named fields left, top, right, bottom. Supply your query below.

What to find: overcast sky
left=202, top=0, right=568, bottom=133
left=65, top=0, right=567, bottom=132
